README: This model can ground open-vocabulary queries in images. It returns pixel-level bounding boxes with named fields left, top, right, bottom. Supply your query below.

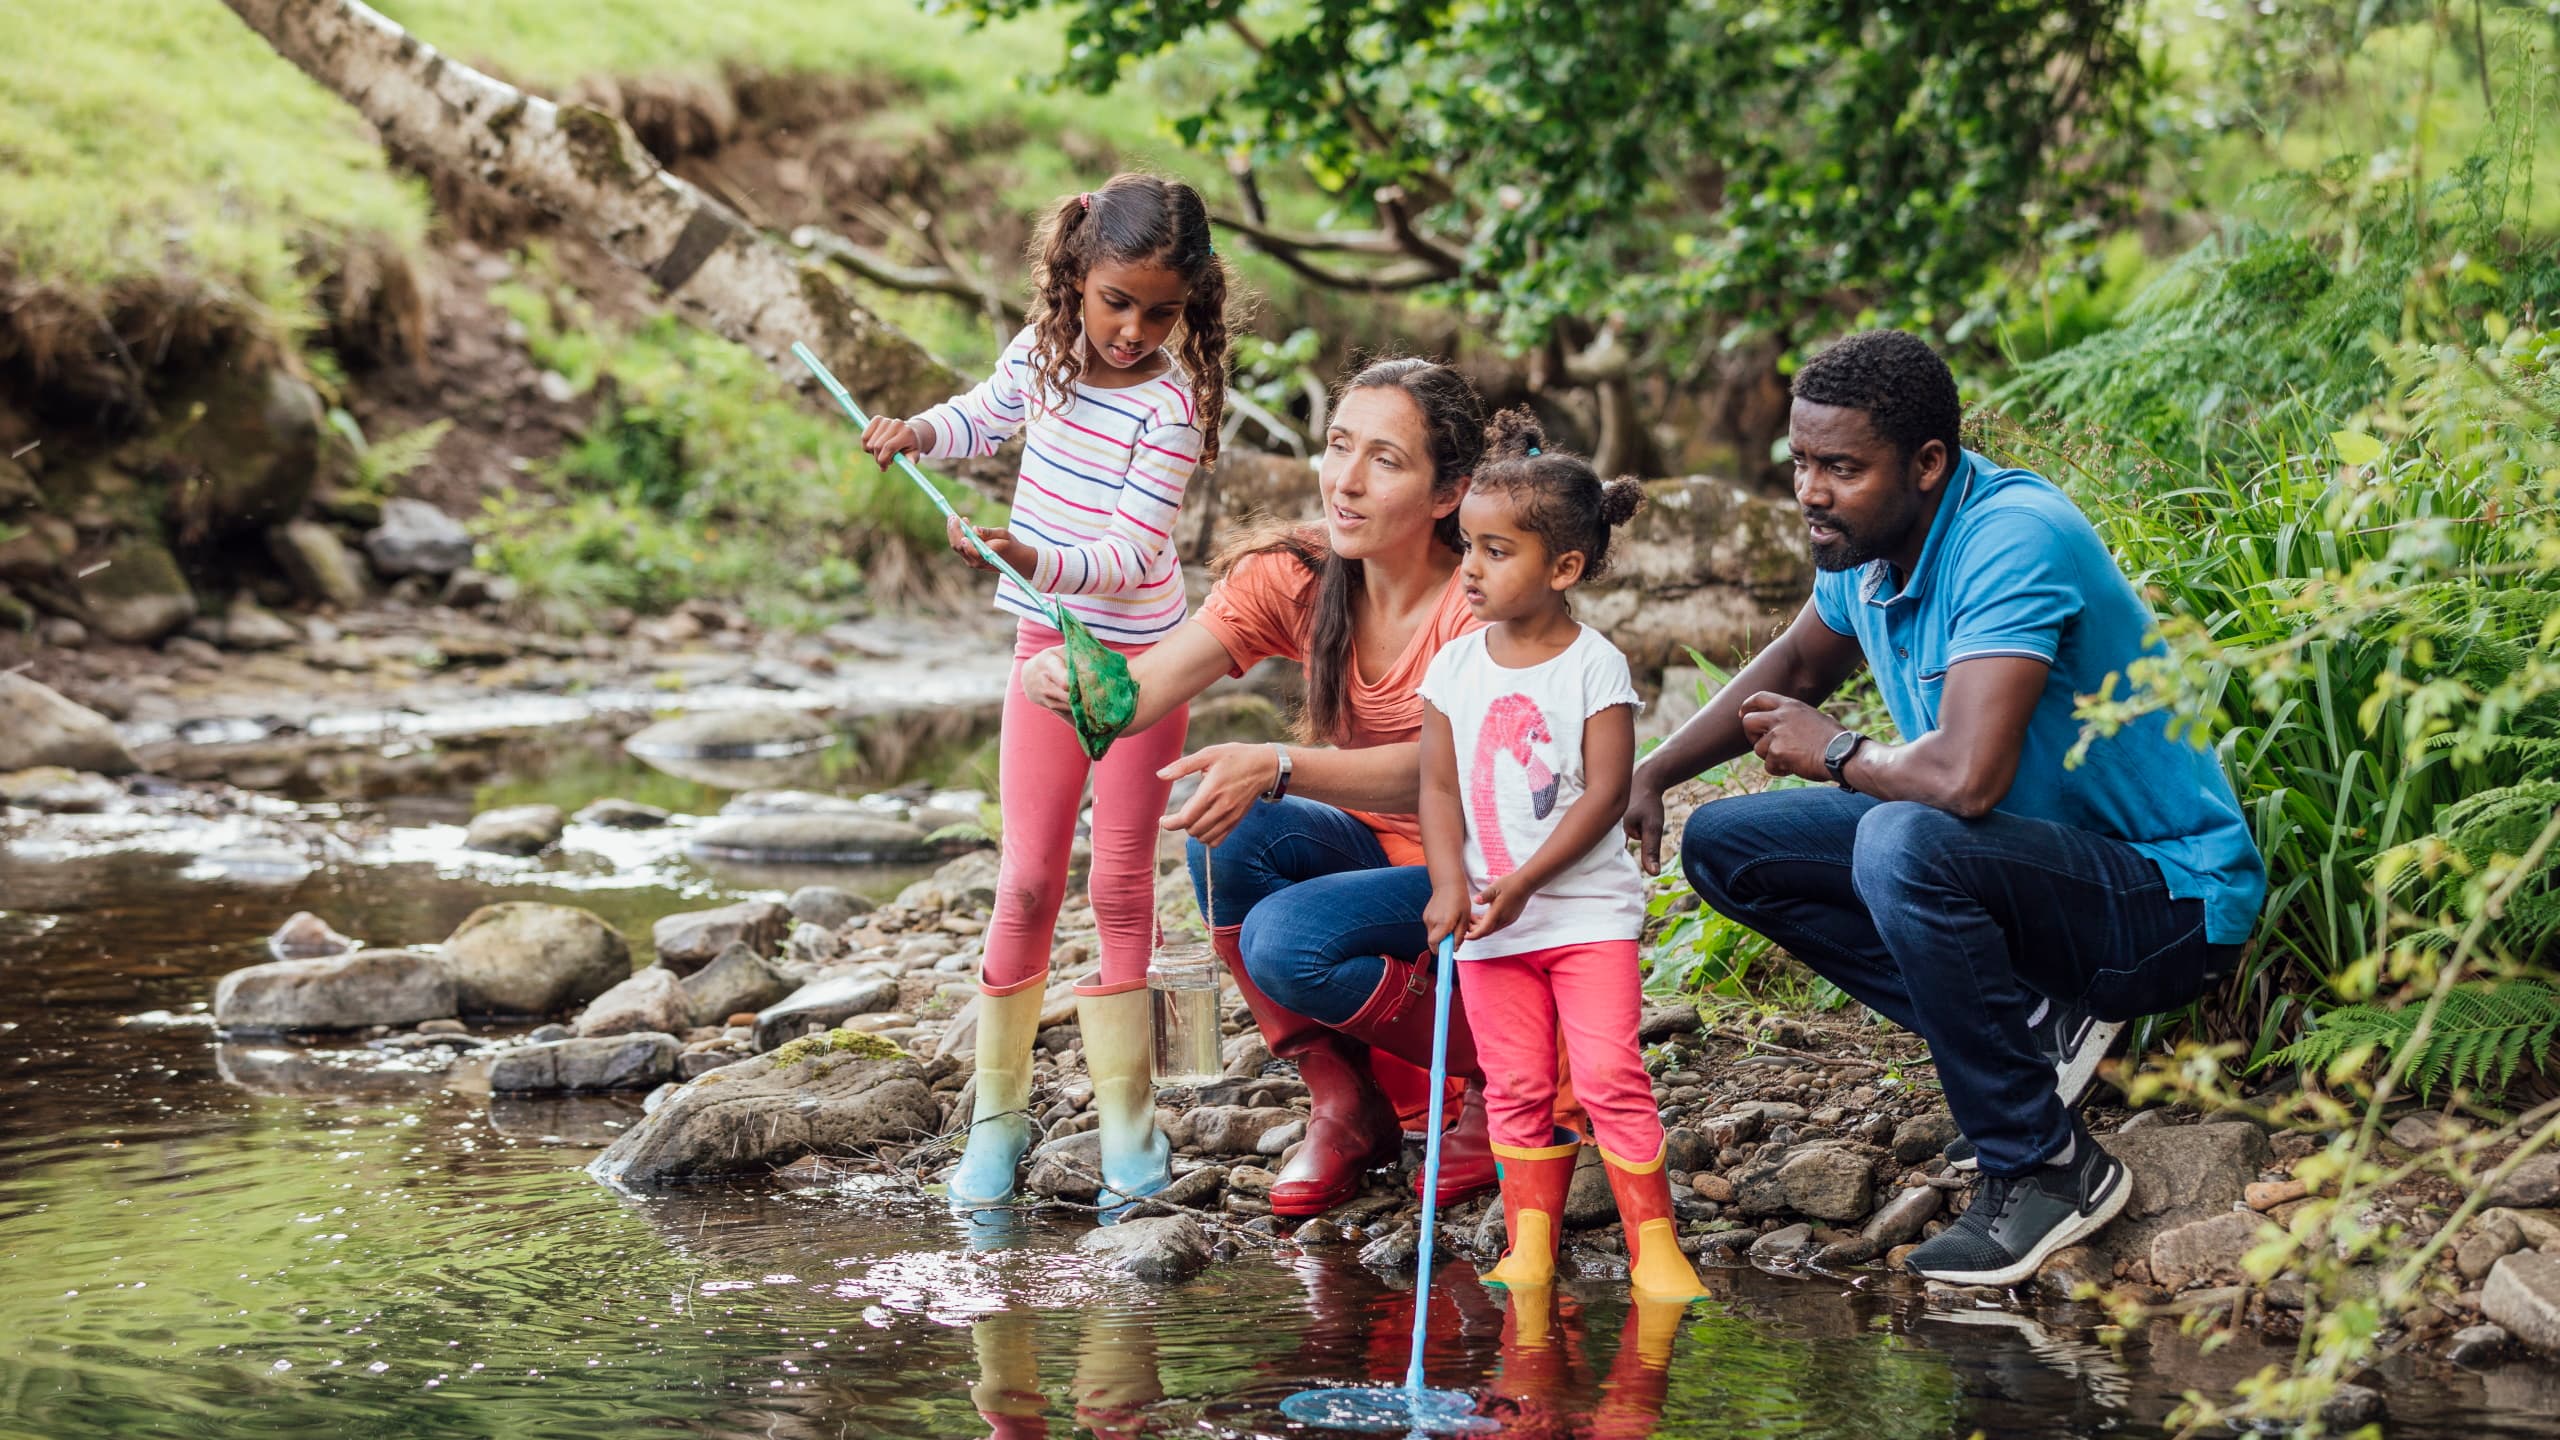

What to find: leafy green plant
left=2271, top=978, right=2560, bottom=1102
left=328, top=411, right=454, bottom=501
left=1640, top=867, right=1775, bottom=1000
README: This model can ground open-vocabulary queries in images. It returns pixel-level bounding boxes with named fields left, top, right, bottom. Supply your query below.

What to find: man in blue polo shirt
left=1626, top=330, right=2265, bottom=1286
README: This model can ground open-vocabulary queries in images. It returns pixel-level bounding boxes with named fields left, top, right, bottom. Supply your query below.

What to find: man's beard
left=1804, top=466, right=1922, bottom=573
left=1805, top=511, right=1878, bottom=572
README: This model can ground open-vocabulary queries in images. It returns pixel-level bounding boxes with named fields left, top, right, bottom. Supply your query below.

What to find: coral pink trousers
left=1459, top=939, right=1662, bottom=1158
left=980, top=622, right=1189, bottom=993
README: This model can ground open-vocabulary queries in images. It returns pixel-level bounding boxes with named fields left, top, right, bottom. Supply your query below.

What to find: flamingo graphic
left=1471, top=693, right=1559, bottom=878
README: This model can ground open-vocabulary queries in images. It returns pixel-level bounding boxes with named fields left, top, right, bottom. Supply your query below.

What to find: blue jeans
left=1681, top=788, right=2239, bottom=1176
left=1186, top=797, right=1430, bottom=1026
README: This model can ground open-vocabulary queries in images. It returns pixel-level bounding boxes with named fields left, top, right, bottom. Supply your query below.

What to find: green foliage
left=336, top=414, right=455, bottom=502
left=475, top=266, right=955, bottom=625
left=1641, top=867, right=1774, bottom=1001
left=2271, top=978, right=2560, bottom=1102
left=960, top=0, right=2153, bottom=368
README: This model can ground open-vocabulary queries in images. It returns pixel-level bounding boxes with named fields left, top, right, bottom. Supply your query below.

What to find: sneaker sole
left=1908, top=1158, right=2132, bottom=1289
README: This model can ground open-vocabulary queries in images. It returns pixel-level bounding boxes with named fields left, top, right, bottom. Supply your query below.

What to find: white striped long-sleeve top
left=913, top=327, right=1199, bottom=644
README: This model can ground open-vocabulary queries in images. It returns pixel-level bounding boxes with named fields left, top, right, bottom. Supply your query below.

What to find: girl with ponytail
left=860, top=173, right=1232, bottom=1216
left=1414, top=410, right=1706, bottom=1306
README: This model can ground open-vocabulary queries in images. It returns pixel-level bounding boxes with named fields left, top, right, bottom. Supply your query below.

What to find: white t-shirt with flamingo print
left=1416, top=623, right=1648, bottom=962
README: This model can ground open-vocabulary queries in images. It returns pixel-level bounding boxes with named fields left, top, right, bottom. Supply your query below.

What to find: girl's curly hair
left=1470, top=407, right=1645, bottom=583
left=1025, top=173, right=1232, bottom=461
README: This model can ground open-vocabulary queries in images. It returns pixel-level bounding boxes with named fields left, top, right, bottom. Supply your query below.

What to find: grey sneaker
left=1945, top=1000, right=2126, bottom=1173
left=1906, top=1121, right=2130, bottom=1287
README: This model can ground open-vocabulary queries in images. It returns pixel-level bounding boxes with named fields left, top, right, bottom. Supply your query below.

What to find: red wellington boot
left=1335, top=950, right=1499, bottom=1206
left=1214, top=927, right=1401, bottom=1216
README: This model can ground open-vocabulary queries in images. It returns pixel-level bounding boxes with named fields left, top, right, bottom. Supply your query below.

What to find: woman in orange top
left=1022, top=357, right=1498, bottom=1215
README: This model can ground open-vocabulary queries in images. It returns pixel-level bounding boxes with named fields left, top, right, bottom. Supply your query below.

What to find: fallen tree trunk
left=219, top=0, right=962, bottom=419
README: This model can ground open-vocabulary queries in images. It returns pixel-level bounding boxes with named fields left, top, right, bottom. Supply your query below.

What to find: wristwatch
left=1823, top=730, right=1870, bottom=792
left=1259, top=744, right=1293, bottom=803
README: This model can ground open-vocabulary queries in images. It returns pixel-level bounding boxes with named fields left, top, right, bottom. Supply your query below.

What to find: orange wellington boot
left=1214, top=926, right=1400, bottom=1216
left=1600, top=1141, right=1709, bottom=1303
left=1334, top=950, right=1498, bottom=1205
left=1482, top=1129, right=1580, bottom=1288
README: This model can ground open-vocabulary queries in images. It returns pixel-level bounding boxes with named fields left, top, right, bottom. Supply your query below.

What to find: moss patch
left=769, top=1027, right=901, bottom=1068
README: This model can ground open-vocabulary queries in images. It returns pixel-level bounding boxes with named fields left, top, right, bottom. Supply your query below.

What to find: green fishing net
left=787, top=341, right=1137, bottom=762
left=1057, top=614, right=1137, bottom=762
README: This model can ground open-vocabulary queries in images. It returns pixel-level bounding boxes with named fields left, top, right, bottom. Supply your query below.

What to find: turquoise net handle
left=790, top=342, right=1066, bottom=630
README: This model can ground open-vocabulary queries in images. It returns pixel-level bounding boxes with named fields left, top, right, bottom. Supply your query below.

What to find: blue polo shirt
left=1811, top=449, right=2266, bottom=945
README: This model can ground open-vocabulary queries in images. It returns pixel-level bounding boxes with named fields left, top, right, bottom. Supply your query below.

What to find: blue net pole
left=1405, top=932, right=1458, bottom=1392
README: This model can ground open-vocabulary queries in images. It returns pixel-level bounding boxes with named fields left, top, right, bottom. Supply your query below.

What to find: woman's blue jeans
left=1185, top=796, right=1429, bottom=1026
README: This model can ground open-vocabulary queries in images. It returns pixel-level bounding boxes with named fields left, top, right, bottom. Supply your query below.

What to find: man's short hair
left=1792, top=330, right=1963, bottom=466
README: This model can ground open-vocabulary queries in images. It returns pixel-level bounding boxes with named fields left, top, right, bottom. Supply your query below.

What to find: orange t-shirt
left=1193, top=547, right=1483, bottom=865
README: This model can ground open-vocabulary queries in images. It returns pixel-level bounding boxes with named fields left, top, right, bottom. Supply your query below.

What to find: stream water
left=4, top=769, right=2557, bottom=1437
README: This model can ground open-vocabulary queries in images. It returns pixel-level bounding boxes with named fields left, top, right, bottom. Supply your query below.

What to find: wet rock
left=2446, top=1324, right=2513, bottom=1366
left=490, top=1033, right=682, bottom=1092
left=2485, top=1251, right=2560, bottom=1356
left=691, top=813, right=935, bottom=865
left=786, top=885, right=870, bottom=931
left=0, top=766, right=121, bottom=813
left=1750, top=1223, right=1816, bottom=1264
left=626, top=709, right=835, bottom=759
left=1637, top=1002, right=1700, bottom=1042
left=573, top=798, right=670, bottom=829
left=76, top=538, right=194, bottom=643
left=1225, top=1164, right=1278, bottom=1196
left=441, top=902, right=632, bottom=1016
left=654, top=900, right=790, bottom=975
left=679, top=944, right=791, bottom=1026
left=213, top=949, right=455, bottom=1032
left=1222, top=1031, right=1275, bottom=1078
left=1661, top=1126, right=1713, bottom=1176
left=577, top=967, right=691, bottom=1038
left=268, top=911, right=360, bottom=961
left=1690, top=1173, right=1737, bottom=1205
left=1891, top=1112, right=1962, bottom=1168
left=2317, top=1384, right=2383, bottom=1429
left=752, top=973, right=902, bottom=1051
left=0, top=673, right=139, bottom=774
left=2487, top=1155, right=2560, bottom=1210
left=1731, top=1156, right=1792, bottom=1218
left=2091, top=1122, right=2273, bottom=1263
left=441, top=567, right=515, bottom=609
left=929, top=850, right=1002, bottom=909
left=1178, top=1105, right=1303, bottom=1156
left=266, top=520, right=370, bottom=609
left=1859, top=1185, right=1942, bottom=1250
left=1779, top=1148, right=1875, bottom=1221
left=1359, top=1226, right=1419, bottom=1272
left=1258, top=1119, right=1307, bottom=1155
left=785, top=922, right=846, bottom=967
left=1079, top=1214, right=1214, bottom=1282
left=464, top=804, right=564, bottom=856
left=2459, top=1212, right=2527, bottom=1284
left=2034, top=1245, right=2113, bottom=1300
left=589, top=1035, right=937, bottom=1185
left=1024, top=1131, right=1104, bottom=1202
left=363, top=497, right=474, bottom=578
left=2149, top=1210, right=2268, bottom=1291
left=678, top=1047, right=749, bottom=1080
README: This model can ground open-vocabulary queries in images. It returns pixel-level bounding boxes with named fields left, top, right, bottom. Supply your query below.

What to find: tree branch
left=787, top=225, right=1025, bottom=329
left=218, top=0, right=962, bottom=418
left=1208, top=212, right=1446, bottom=292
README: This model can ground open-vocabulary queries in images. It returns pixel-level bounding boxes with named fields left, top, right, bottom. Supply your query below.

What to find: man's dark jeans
left=1681, top=788, right=2239, bottom=1176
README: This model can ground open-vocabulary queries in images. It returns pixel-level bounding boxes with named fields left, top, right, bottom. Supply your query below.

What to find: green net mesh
left=1057, top=611, right=1137, bottom=761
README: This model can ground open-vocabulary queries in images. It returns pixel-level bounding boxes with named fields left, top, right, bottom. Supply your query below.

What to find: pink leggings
left=980, top=622, right=1190, bottom=993
left=1458, top=940, right=1663, bottom=1159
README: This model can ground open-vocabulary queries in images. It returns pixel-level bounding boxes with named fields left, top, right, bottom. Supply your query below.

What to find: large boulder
left=464, top=804, right=564, bottom=856
left=1778, top=1146, right=1876, bottom=1221
left=76, top=538, right=194, bottom=644
left=212, top=948, right=455, bottom=1032
left=653, top=900, right=790, bottom=974
left=687, top=813, right=935, bottom=865
left=0, top=673, right=138, bottom=774
left=266, top=520, right=370, bottom=609
left=679, top=943, right=791, bottom=1026
left=440, top=902, right=632, bottom=1016
left=1576, top=477, right=1810, bottom=671
left=2089, top=1122, right=2273, bottom=1265
left=2149, top=1210, right=2270, bottom=1291
left=2484, top=1251, right=2560, bottom=1358
left=2488, top=1155, right=2560, bottom=1210
left=489, top=1033, right=681, bottom=1093
left=363, top=497, right=475, bottom=578
left=576, top=966, right=692, bottom=1038
left=158, top=367, right=324, bottom=535
left=752, top=972, right=902, bottom=1051
left=585, top=1033, right=939, bottom=1185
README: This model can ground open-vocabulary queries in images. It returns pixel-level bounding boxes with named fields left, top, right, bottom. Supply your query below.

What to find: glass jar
left=1146, top=937, right=1224, bottom=1084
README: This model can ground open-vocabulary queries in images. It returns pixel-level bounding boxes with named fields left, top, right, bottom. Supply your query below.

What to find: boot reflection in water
left=1070, top=1307, right=1166, bottom=1440
left=1484, top=1283, right=1585, bottom=1439
left=1587, top=1299, right=1684, bottom=1440
left=970, top=1311, right=1048, bottom=1440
